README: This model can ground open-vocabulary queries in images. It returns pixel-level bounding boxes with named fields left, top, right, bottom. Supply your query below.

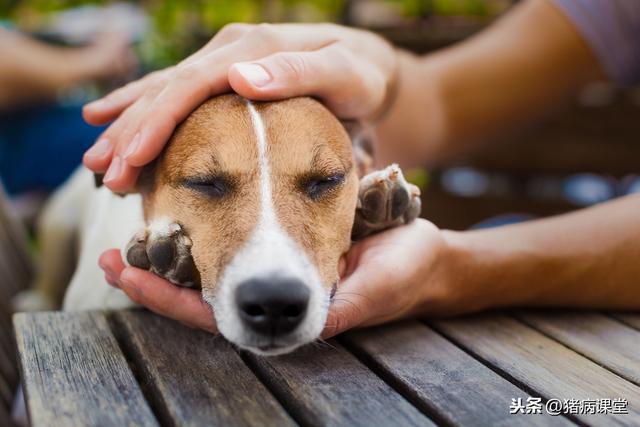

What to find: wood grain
left=343, top=320, right=574, bottom=426
left=611, top=313, right=640, bottom=331
left=112, top=310, right=296, bottom=427
left=245, top=339, right=434, bottom=427
left=14, top=311, right=158, bottom=427
left=0, top=185, right=33, bottom=289
left=0, top=400, right=15, bottom=427
left=0, top=187, right=33, bottom=418
left=432, top=314, right=640, bottom=426
left=517, top=312, right=640, bottom=385
left=0, top=300, right=19, bottom=404
left=0, top=185, right=32, bottom=300
left=0, top=372, right=12, bottom=412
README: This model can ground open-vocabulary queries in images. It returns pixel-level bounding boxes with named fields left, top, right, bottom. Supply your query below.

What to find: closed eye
left=182, top=175, right=233, bottom=198
left=303, top=173, right=345, bottom=200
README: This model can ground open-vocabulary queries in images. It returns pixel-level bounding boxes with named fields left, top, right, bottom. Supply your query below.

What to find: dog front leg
left=125, top=218, right=200, bottom=288
left=352, top=164, right=422, bottom=240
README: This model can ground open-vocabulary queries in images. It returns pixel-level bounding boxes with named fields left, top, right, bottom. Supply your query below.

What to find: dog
left=15, top=94, right=421, bottom=355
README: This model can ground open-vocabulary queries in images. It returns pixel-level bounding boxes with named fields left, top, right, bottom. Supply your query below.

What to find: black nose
left=235, top=277, right=310, bottom=336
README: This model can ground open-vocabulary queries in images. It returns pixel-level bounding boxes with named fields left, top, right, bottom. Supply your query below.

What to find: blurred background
left=1, top=0, right=640, bottom=233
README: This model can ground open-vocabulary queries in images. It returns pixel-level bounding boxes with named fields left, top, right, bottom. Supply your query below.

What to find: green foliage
left=1, top=0, right=503, bottom=67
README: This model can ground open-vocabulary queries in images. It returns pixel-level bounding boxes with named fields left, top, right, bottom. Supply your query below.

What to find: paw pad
left=353, top=164, right=422, bottom=239
left=125, top=219, right=200, bottom=288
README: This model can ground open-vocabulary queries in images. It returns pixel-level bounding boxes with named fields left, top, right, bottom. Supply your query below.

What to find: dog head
left=139, top=94, right=358, bottom=355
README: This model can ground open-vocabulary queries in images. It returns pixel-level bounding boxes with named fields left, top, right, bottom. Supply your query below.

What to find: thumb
left=228, top=45, right=385, bottom=119
left=321, top=266, right=377, bottom=339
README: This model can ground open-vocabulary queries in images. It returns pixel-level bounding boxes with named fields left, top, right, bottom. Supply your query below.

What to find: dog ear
left=341, top=120, right=375, bottom=177
left=134, top=160, right=158, bottom=196
left=91, top=161, right=157, bottom=197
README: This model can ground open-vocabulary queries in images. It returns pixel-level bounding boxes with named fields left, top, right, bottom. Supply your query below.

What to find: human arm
left=374, top=0, right=605, bottom=167
left=438, top=193, right=640, bottom=316
left=0, top=28, right=136, bottom=108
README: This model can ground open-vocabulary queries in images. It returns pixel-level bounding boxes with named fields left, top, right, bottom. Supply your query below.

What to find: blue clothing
left=0, top=104, right=104, bottom=194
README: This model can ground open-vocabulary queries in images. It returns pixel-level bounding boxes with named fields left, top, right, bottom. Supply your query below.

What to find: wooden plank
left=431, top=314, right=640, bottom=426
left=517, top=312, right=640, bottom=386
left=0, top=401, right=15, bottom=427
left=0, top=337, right=17, bottom=407
left=111, top=310, right=296, bottom=427
left=0, top=305, right=18, bottom=392
left=0, top=185, right=33, bottom=288
left=342, top=321, right=573, bottom=426
left=14, top=312, right=158, bottom=427
left=611, top=313, right=640, bottom=331
left=0, top=375, right=12, bottom=412
left=245, top=339, right=435, bottom=427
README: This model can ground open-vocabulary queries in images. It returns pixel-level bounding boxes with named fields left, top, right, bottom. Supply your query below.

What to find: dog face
left=141, top=95, right=358, bottom=354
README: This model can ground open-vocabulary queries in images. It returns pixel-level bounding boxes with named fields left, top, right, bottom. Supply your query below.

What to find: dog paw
left=125, top=218, right=200, bottom=288
left=352, top=164, right=421, bottom=239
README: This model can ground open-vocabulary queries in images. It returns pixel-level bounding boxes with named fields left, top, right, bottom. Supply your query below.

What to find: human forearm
left=376, top=0, right=605, bottom=167
left=0, top=29, right=134, bottom=108
left=441, top=194, right=640, bottom=313
left=0, top=30, right=88, bottom=106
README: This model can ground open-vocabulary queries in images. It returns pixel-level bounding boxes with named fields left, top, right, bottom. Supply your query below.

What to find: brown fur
left=141, top=94, right=358, bottom=293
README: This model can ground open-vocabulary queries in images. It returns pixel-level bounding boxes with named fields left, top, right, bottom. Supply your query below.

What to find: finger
left=83, top=84, right=150, bottom=174
left=83, top=22, right=253, bottom=125
left=119, top=266, right=217, bottom=333
left=83, top=69, right=171, bottom=125
left=83, top=137, right=114, bottom=173
left=84, top=22, right=254, bottom=126
left=92, top=81, right=160, bottom=189
left=229, top=44, right=386, bottom=119
left=83, top=79, right=148, bottom=125
left=182, top=23, right=252, bottom=65
left=322, top=294, right=364, bottom=339
left=321, top=276, right=371, bottom=339
left=121, top=45, right=241, bottom=167
left=99, top=249, right=127, bottom=279
left=321, top=242, right=386, bottom=339
left=123, top=27, right=335, bottom=167
left=102, top=156, right=141, bottom=193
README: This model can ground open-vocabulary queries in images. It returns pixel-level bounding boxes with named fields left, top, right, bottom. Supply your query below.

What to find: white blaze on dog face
left=144, top=94, right=358, bottom=354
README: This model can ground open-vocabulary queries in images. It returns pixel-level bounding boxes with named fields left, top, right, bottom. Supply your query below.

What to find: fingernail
left=234, top=63, right=272, bottom=87
left=85, top=138, right=111, bottom=159
left=103, top=156, right=122, bottom=183
left=86, top=99, right=106, bottom=111
left=124, top=132, right=141, bottom=160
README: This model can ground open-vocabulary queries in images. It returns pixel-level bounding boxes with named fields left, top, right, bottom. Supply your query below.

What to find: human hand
left=322, top=219, right=455, bottom=338
left=82, top=23, right=397, bottom=192
left=98, top=249, right=217, bottom=333
left=98, top=219, right=458, bottom=339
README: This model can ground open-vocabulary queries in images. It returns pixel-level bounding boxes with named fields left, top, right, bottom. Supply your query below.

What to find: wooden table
left=13, top=310, right=640, bottom=427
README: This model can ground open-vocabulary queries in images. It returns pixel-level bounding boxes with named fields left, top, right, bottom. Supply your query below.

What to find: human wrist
left=374, top=50, right=448, bottom=167
left=438, top=228, right=526, bottom=314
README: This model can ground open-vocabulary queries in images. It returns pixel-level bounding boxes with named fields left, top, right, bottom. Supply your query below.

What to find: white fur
left=58, top=169, right=143, bottom=311
left=205, top=101, right=328, bottom=355
left=147, top=217, right=181, bottom=238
